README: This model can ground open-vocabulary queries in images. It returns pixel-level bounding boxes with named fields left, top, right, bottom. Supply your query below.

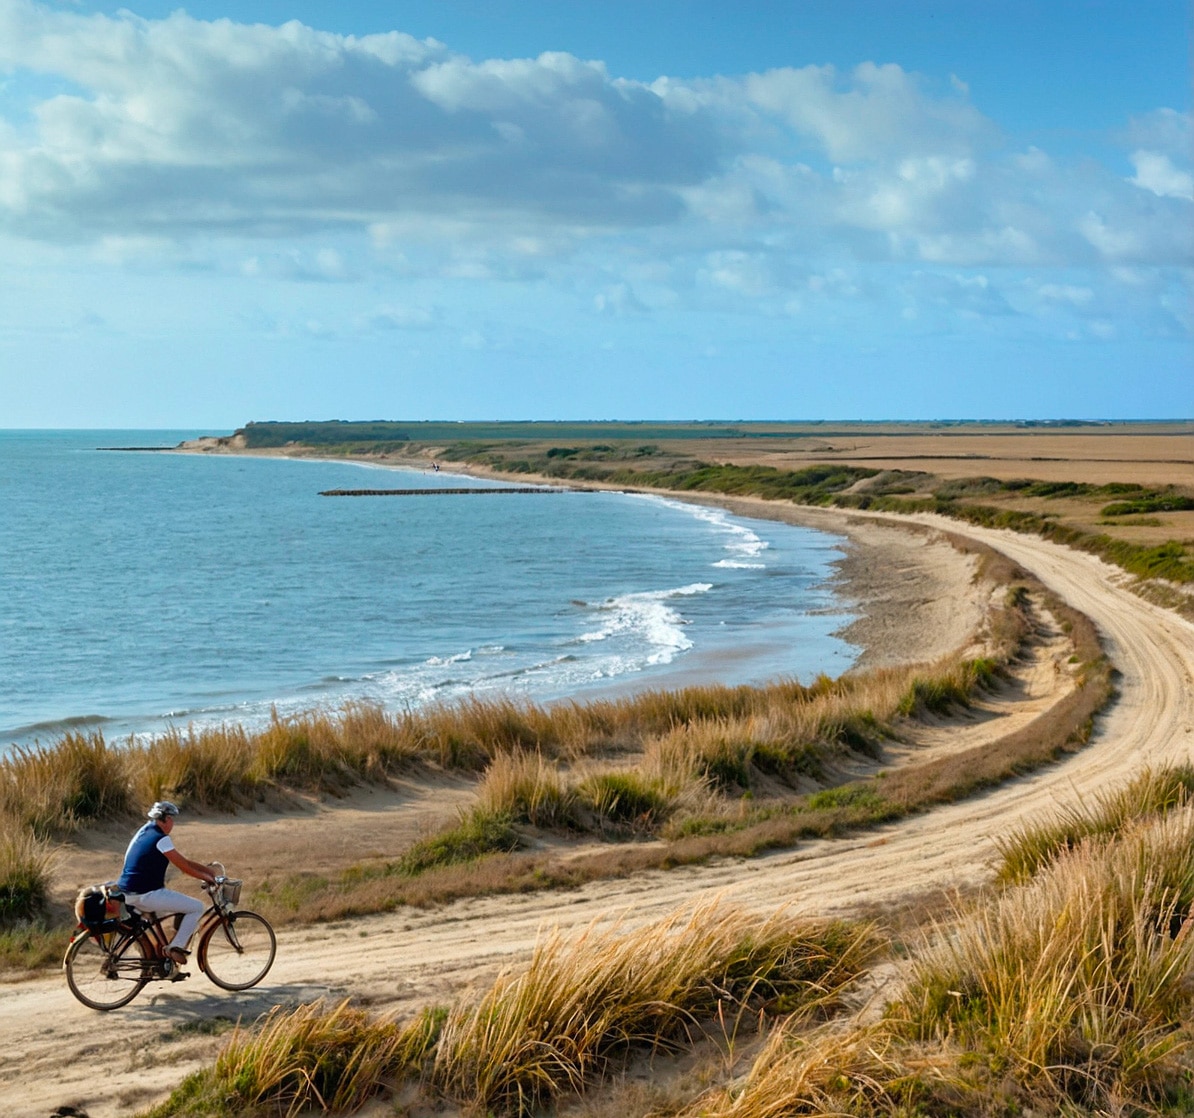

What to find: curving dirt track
left=3, top=513, right=1193, bottom=1118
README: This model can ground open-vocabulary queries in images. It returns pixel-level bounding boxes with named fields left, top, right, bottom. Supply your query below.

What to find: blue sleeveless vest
left=118, top=822, right=170, bottom=893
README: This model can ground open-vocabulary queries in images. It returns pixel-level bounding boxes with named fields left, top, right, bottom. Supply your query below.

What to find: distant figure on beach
left=433, top=462, right=440, bottom=472
left=117, top=801, right=218, bottom=966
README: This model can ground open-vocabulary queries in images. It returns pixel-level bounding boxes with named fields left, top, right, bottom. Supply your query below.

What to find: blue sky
left=0, top=1, right=1190, bottom=426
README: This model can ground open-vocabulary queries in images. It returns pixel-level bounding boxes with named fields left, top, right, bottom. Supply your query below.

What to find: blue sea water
left=0, top=431, right=858, bottom=749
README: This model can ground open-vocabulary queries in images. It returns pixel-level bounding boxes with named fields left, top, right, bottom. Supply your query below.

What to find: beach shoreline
left=174, top=437, right=987, bottom=672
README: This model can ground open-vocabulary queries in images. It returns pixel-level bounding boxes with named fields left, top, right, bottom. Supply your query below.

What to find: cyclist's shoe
left=165, top=946, right=189, bottom=965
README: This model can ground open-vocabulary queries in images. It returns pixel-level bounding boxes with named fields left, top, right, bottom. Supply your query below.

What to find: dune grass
left=681, top=804, right=1194, bottom=1118
left=148, top=792, right=1194, bottom=1117
left=144, top=1001, right=444, bottom=1118
left=0, top=732, right=131, bottom=837
left=890, top=810, right=1194, bottom=1110
left=240, top=636, right=1039, bottom=925
left=146, top=902, right=873, bottom=1118
left=0, top=666, right=976, bottom=841
left=477, top=750, right=578, bottom=829
left=0, top=827, right=63, bottom=971
left=0, top=829, right=56, bottom=924
left=430, top=903, right=871, bottom=1114
left=996, top=763, right=1194, bottom=885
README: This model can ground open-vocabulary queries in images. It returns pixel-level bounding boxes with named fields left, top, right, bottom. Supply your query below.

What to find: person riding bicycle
left=118, top=801, right=217, bottom=966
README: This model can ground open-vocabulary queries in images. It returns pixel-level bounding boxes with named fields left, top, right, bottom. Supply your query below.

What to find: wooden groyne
left=319, top=486, right=583, bottom=497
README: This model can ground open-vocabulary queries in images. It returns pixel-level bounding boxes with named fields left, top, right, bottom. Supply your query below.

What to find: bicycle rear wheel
left=199, top=910, right=276, bottom=991
left=65, top=931, right=150, bottom=1010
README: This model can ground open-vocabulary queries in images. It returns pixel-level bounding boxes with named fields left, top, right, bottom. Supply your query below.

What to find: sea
left=0, top=430, right=860, bottom=751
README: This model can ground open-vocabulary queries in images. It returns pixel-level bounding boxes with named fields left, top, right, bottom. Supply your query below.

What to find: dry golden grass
left=892, top=810, right=1194, bottom=1107
left=997, top=763, right=1194, bottom=885
left=147, top=901, right=872, bottom=1118
left=0, top=732, right=131, bottom=836
left=149, top=799, right=1194, bottom=1117
left=151, top=999, right=441, bottom=1118
left=477, top=751, right=577, bottom=829
left=432, top=902, right=872, bottom=1114
left=683, top=806, right=1194, bottom=1118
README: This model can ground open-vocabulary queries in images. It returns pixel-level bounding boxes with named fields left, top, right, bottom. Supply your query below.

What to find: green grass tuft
left=996, top=764, right=1194, bottom=885
left=397, top=809, right=522, bottom=877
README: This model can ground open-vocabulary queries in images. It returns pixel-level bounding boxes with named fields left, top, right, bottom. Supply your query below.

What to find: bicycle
left=64, top=865, right=276, bottom=1011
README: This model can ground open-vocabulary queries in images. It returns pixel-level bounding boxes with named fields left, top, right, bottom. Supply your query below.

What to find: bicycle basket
left=219, top=879, right=243, bottom=906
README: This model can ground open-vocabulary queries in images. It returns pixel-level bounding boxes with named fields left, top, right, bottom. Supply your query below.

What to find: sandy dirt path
left=4, top=513, right=1193, bottom=1118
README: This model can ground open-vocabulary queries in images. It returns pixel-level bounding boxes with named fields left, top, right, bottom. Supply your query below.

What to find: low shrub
left=397, top=809, right=522, bottom=877
left=576, top=770, right=670, bottom=829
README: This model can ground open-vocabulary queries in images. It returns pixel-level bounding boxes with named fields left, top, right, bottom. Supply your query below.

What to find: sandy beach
left=173, top=437, right=987, bottom=673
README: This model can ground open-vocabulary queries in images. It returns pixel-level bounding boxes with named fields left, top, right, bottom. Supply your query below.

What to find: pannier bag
left=74, top=882, right=128, bottom=930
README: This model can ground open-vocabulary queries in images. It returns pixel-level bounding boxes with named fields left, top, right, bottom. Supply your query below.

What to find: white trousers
left=124, top=888, right=204, bottom=951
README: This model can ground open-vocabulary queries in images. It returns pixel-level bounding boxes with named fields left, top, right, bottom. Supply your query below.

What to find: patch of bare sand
left=667, top=494, right=986, bottom=670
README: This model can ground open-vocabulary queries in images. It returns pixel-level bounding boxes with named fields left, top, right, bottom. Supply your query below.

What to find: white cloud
left=1129, top=151, right=1193, bottom=200
left=699, top=250, right=775, bottom=297
left=593, top=283, right=647, bottom=315
left=742, top=62, right=992, bottom=162
left=1035, top=283, right=1094, bottom=306
left=0, top=0, right=1188, bottom=330
left=362, top=304, right=438, bottom=330
left=1123, top=108, right=1191, bottom=157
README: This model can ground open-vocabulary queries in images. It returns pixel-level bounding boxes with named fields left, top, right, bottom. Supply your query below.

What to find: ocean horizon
left=0, top=430, right=859, bottom=751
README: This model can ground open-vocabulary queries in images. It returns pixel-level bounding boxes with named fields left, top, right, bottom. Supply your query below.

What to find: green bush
left=398, top=810, right=522, bottom=877
left=577, top=771, right=669, bottom=828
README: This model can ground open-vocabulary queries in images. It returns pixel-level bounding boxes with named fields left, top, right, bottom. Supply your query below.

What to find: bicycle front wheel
left=199, top=911, right=276, bottom=991
left=65, top=931, right=150, bottom=1011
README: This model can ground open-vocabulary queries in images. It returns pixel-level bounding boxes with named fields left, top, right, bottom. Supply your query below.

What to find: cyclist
left=118, top=801, right=217, bottom=966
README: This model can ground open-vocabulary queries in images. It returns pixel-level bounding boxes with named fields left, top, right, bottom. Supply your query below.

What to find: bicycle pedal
left=168, top=969, right=191, bottom=982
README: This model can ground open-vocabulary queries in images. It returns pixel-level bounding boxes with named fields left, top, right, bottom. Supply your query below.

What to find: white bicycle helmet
left=147, top=800, right=180, bottom=820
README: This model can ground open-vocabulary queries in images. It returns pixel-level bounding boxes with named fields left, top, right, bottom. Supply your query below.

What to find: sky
left=0, top=1, right=1190, bottom=427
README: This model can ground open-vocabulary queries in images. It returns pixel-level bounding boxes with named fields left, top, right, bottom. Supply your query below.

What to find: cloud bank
left=0, top=0, right=1189, bottom=354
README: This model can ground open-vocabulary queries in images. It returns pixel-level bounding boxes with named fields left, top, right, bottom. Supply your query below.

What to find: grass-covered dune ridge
left=143, top=772, right=1194, bottom=1117
left=0, top=651, right=1011, bottom=842
left=0, top=650, right=1003, bottom=945
left=247, top=573, right=1111, bottom=926
left=144, top=901, right=874, bottom=1117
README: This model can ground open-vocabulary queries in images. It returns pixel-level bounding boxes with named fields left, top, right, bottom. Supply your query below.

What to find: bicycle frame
left=71, top=896, right=224, bottom=970
left=71, top=872, right=243, bottom=968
